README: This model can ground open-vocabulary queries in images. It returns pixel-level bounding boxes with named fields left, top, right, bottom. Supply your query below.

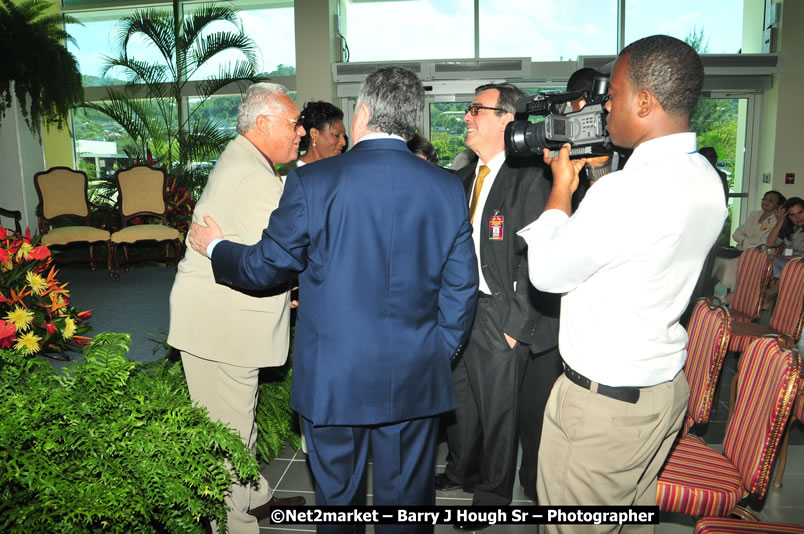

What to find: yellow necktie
left=469, top=165, right=490, bottom=224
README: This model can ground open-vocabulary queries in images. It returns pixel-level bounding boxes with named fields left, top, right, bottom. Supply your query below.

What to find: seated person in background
left=407, top=133, right=440, bottom=164
left=279, top=100, right=346, bottom=174
left=714, top=190, right=785, bottom=291
left=767, top=196, right=804, bottom=280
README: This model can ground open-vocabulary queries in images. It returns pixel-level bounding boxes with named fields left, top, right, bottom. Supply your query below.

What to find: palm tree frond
left=187, top=31, right=260, bottom=76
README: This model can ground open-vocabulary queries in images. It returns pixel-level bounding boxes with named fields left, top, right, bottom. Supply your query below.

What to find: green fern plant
left=0, top=332, right=259, bottom=534
left=256, top=361, right=301, bottom=461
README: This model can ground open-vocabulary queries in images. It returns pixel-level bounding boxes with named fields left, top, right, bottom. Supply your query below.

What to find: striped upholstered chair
left=656, top=336, right=800, bottom=521
left=726, top=258, right=804, bottom=420
left=729, top=246, right=773, bottom=323
left=681, top=298, right=731, bottom=437
left=694, top=517, right=804, bottom=533
left=772, top=379, right=804, bottom=487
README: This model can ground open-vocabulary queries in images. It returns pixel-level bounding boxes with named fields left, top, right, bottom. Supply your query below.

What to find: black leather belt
left=563, top=363, right=640, bottom=404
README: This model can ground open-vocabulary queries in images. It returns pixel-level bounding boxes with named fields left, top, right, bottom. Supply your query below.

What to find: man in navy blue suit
left=188, top=67, right=478, bottom=534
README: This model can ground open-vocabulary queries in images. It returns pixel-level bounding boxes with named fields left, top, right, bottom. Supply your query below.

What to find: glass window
left=693, top=96, right=746, bottom=243
left=66, top=8, right=148, bottom=86
left=479, top=0, right=618, bottom=60
left=429, top=102, right=470, bottom=167
left=624, top=0, right=743, bottom=53
left=345, top=0, right=473, bottom=62
left=236, top=5, right=296, bottom=77
left=66, top=2, right=295, bottom=86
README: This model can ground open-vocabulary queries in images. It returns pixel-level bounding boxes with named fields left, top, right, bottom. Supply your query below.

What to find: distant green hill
left=82, top=74, right=127, bottom=87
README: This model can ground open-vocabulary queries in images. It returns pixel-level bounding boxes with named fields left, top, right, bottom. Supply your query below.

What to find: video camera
left=505, top=76, right=612, bottom=159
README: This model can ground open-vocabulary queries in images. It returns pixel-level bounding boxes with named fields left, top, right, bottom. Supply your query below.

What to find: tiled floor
left=259, top=355, right=804, bottom=533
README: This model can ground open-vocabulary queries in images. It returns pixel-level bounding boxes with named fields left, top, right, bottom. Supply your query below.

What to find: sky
left=66, top=0, right=745, bottom=80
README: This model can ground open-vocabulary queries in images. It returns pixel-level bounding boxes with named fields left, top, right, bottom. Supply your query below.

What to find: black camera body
left=505, top=77, right=612, bottom=159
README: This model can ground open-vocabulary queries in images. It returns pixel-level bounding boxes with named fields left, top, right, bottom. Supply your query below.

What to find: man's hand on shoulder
left=188, top=214, right=224, bottom=258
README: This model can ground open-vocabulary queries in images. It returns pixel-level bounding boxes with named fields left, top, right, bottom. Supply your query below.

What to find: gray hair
left=356, top=67, right=423, bottom=141
left=236, top=82, right=290, bottom=135
left=474, top=83, right=525, bottom=115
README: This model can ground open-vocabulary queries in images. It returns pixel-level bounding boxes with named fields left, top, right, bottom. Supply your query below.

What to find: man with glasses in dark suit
left=437, top=83, right=560, bottom=529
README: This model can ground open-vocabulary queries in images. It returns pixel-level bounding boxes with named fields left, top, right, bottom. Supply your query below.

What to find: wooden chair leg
left=730, top=505, right=761, bottom=521
left=122, top=244, right=130, bottom=272
left=172, top=239, right=181, bottom=268
left=111, top=243, right=121, bottom=280
left=106, top=240, right=113, bottom=278
left=89, top=243, right=96, bottom=271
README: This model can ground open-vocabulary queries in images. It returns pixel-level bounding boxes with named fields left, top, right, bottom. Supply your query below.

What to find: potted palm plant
left=0, top=0, right=83, bottom=136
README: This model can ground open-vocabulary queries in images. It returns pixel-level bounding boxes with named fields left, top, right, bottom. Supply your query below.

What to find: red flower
left=45, top=322, right=57, bottom=335
left=0, top=319, right=15, bottom=347
left=77, top=310, right=92, bottom=321
left=23, top=228, right=31, bottom=243
left=28, top=246, right=51, bottom=260
left=0, top=248, right=10, bottom=265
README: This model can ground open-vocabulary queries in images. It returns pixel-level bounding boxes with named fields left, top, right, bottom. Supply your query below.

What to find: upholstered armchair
left=0, top=207, right=22, bottom=235
left=729, top=246, right=773, bottom=323
left=727, top=258, right=804, bottom=421
left=33, top=167, right=111, bottom=274
left=109, top=165, right=181, bottom=279
left=682, top=298, right=731, bottom=437
left=656, top=336, right=800, bottom=520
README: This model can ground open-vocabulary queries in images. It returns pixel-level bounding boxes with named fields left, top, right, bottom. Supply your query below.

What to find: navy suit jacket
left=211, top=138, right=478, bottom=426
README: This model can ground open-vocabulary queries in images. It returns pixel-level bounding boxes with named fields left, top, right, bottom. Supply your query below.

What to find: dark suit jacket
left=211, top=138, right=479, bottom=426
left=458, top=155, right=559, bottom=354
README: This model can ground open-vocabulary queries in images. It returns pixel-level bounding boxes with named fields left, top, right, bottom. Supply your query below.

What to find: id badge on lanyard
left=489, top=214, right=504, bottom=241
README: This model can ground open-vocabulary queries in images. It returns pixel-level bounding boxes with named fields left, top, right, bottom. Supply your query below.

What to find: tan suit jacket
left=168, top=135, right=291, bottom=368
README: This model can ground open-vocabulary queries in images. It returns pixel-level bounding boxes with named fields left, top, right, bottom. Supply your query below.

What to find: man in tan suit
left=168, top=82, right=306, bottom=534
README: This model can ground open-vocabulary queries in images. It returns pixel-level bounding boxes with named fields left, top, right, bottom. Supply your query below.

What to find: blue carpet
left=54, top=264, right=177, bottom=367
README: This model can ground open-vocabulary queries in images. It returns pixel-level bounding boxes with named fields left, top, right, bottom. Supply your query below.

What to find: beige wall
left=293, top=0, right=339, bottom=106
left=769, top=0, right=804, bottom=199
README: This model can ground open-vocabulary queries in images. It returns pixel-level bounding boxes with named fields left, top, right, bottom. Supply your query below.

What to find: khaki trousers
left=182, top=351, right=271, bottom=534
left=537, top=371, right=688, bottom=534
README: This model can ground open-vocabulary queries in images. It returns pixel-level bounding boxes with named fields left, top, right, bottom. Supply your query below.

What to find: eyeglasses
left=465, top=104, right=508, bottom=116
left=261, top=113, right=303, bottom=131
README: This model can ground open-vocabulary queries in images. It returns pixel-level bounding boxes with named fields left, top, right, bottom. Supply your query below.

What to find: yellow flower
left=14, top=331, right=42, bottom=355
left=26, top=271, right=48, bottom=296
left=62, top=317, right=76, bottom=339
left=16, top=242, right=33, bottom=261
left=5, top=306, right=34, bottom=332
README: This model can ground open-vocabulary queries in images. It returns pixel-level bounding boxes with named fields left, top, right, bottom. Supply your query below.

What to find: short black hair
left=299, top=101, right=344, bottom=152
left=567, top=68, right=604, bottom=92
left=407, top=134, right=439, bottom=164
left=474, top=83, right=525, bottom=115
left=620, top=34, right=704, bottom=120
left=765, top=190, right=786, bottom=205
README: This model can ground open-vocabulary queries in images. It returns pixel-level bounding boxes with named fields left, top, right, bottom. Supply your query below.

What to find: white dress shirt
left=470, top=151, right=506, bottom=295
left=518, top=133, right=727, bottom=387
